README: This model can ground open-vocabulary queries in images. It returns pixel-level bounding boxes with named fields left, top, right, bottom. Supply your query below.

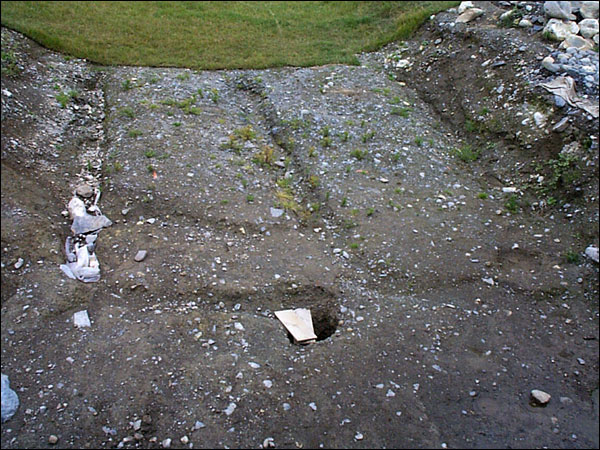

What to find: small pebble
left=48, top=435, right=58, bottom=445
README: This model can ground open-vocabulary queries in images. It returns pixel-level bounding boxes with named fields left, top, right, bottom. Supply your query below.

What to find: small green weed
left=451, top=145, right=480, bottom=162
left=391, top=106, right=411, bottom=117
left=350, top=149, right=368, bottom=160
left=128, top=129, right=143, bottom=138
left=145, top=149, right=157, bottom=158
left=119, top=107, right=135, bottom=118
left=504, top=194, right=519, bottom=214
left=477, top=192, right=488, bottom=200
left=56, top=92, right=70, bottom=108
left=563, top=250, right=580, bottom=264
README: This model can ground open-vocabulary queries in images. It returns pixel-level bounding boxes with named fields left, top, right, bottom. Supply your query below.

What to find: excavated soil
left=1, top=2, right=598, bottom=449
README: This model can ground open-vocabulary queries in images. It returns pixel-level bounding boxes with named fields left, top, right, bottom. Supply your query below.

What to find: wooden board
left=275, top=308, right=317, bottom=344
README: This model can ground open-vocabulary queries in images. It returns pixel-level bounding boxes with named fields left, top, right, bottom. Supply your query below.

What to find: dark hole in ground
left=284, top=304, right=338, bottom=344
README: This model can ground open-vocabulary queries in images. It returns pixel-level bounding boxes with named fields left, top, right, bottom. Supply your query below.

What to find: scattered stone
left=134, top=250, right=148, bottom=262
left=519, top=18, right=533, bottom=28
left=584, top=245, right=599, bottom=263
left=14, top=258, right=24, bottom=269
left=193, top=421, right=205, bottom=430
left=543, top=1, right=576, bottom=21
left=552, top=117, right=570, bottom=132
left=161, top=438, right=172, bottom=448
left=309, top=402, right=317, bottom=411
left=75, top=183, right=94, bottom=198
left=263, top=380, right=273, bottom=388
left=531, top=389, right=552, bottom=405
left=73, top=310, right=91, bottom=328
left=263, top=437, right=275, bottom=448
left=455, top=8, right=484, bottom=23
left=542, top=56, right=560, bottom=72
left=1, top=374, right=19, bottom=423
left=48, top=435, right=59, bottom=445
left=355, top=432, right=364, bottom=441
left=534, top=112, right=547, bottom=128
left=180, top=436, right=189, bottom=445
left=270, top=207, right=284, bottom=218
left=224, top=402, right=236, bottom=416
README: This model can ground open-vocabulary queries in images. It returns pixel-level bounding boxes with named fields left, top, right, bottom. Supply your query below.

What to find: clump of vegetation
left=234, top=125, right=256, bottom=141
left=414, top=136, right=423, bottom=147
left=308, top=146, right=317, bottom=157
left=128, top=129, right=143, bottom=138
left=361, top=130, right=375, bottom=143
left=119, top=107, right=135, bottom=118
left=477, top=192, right=489, bottom=200
left=391, top=106, right=411, bottom=117
left=366, top=207, right=375, bottom=217
left=563, top=250, right=580, bottom=264
left=253, top=145, right=274, bottom=166
left=144, top=149, right=157, bottom=158
left=1, top=49, right=22, bottom=77
left=350, top=148, right=368, bottom=161
left=504, top=194, right=520, bottom=214
left=308, top=174, right=320, bottom=189
left=451, top=145, right=480, bottom=162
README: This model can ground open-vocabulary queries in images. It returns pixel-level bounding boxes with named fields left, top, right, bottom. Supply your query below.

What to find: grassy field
left=1, top=1, right=457, bottom=69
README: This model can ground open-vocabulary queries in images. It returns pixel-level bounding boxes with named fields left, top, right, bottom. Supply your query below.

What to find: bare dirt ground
left=2, top=2, right=599, bottom=448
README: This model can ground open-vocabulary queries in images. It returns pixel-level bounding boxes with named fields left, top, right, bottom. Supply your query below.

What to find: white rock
left=457, top=1, right=474, bottom=14
left=270, top=207, right=284, bottom=218
left=531, top=389, right=551, bottom=405
left=134, top=250, right=147, bottom=262
left=14, top=258, right=24, bottom=269
left=578, top=18, right=599, bottom=38
left=518, top=19, right=533, bottom=28
left=309, top=402, right=317, bottom=411
left=542, top=56, right=560, bottom=72
left=502, top=187, right=517, bottom=193
left=585, top=245, right=599, bottom=263
left=543, top=18, right=579, bottom=41
left=161, top=438, right=172, bottom=448
left=73, top=310, right=91, bottom=328
left=1, top=374, right=19, bottom=423
left=263, top=380, right=273, bottom=388
left=355, top=432, right=364, bottom=440
left=544, top=1, right=576, bottom=20
left=248, top=362, right=260, bottom=369
left=534, top=112, right=547, bottom=128
left=455, top=8, right=484, bottom=23
left=234, top=322, right=245, bottom=331
left=560, top=34, right=594, bottom=50
left=224, top=402, right=236, bottom=416
left=180, top=436, right=189, bottom=444
left=580, top=1, right=599, bottom=19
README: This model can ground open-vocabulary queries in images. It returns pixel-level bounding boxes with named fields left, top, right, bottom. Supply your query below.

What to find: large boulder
left=580, top=1, right=599, bottom=19
left=543, top=18, right=579, bottom=40
left=544, top=1, right=576, bottom=20
left=1, top=374, right=19, bottom=423
left=578, top=18, right=599, bottom=38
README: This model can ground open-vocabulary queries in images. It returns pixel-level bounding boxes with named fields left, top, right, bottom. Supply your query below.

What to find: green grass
left=1, top=1, right=458, bottom=70
left=451, top=145, right=480, bottom=163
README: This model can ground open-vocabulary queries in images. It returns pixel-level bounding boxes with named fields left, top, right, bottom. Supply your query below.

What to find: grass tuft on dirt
left=0, top=1, right=458, bottom=69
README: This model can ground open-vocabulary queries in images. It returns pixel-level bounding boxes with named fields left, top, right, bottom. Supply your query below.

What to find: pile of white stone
left=542, top=1, right=599, bottom=50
